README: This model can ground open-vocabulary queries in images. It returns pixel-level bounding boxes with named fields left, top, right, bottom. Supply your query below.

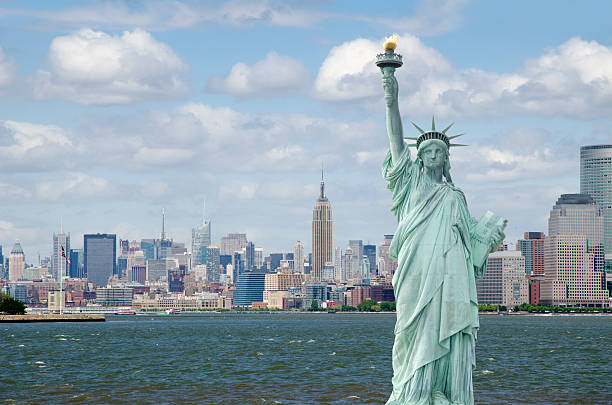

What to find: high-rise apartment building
left=580, top=145, right=612, bottom=258
left=517, top=232, right=545, bottom=275
left=334, top=247, right=343, bottom=281
left=293, top=241, right=304, bottom=274
left=206, top=245, right=220, bottom=283
left=540, top=194, right=609, bottom=307
left=312, top=174, right=332, bottom=281
left=8, top=241, right=25, bottom=281
left=191, top=203, right=211, bottom=267
left=51, top=231, right=70, bottom=281
left=476, top=250, right=528, bottom=308
left=84, top=234, right=117, bottom=287
left=233, top=271, right=266, bottom=307
left=220, top=233, right=247, bottom=256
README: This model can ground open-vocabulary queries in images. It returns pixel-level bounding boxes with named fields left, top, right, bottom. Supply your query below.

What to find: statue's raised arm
left=381, top=67, right=404, bottom=164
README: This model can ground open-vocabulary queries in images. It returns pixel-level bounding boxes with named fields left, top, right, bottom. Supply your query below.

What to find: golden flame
left=383, top=34, right=398, bottom=51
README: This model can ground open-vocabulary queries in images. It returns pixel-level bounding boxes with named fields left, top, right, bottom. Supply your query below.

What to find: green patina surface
left=379, top=47, right=506, bottom=405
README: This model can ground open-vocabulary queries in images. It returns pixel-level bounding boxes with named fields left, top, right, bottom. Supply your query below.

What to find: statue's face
left=419, top=142, right=447, bottom=169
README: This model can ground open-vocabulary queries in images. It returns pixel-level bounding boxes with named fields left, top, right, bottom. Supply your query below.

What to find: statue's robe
left=384, top=146, right=485, bottom=405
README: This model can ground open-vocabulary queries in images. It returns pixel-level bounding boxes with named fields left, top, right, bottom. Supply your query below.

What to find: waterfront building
left=580, top=145, right=612, bottom=258
left=371, top=284, right=395, bottom=302
left=293, top=241, right=305, bottom=274
left=220, top=233, right=248, bottom=256
left=191, top=202, right=211, bottom=267
left=206, top=245, right=220, bottom=283
left=96, top=287, right=133, bottom=307
left=51, top=231, right=70, bottom=281
left=84, top=234, right=117, bottom=287
left=540, top=194, right=609, bottom=307
left=264, top=273, right=305, bottom=291
left=233, top=271, right=266, bottom=307
left=8, top=241, right=25, bottom=281
left=364, top=244, right=377, bottom=277
left=517, top=232, right=545, bottom=275
left=476, top=250, right=528, bottom=307
left=305, top=282, right=327, bottom=307
left=351, top=284, right=371, bottom=307
left=312, top=173, right=333, bottom=281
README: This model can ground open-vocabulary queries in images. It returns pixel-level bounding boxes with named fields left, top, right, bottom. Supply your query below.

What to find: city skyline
left=1, top=1, right=611, bottom=258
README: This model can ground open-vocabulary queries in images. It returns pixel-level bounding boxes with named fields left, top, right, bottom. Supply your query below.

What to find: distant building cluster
left=0, top=173, right=396, bottom=312
left=1, top=145, right=610, bottom=311
left=476, top=144, right=612, bottom=308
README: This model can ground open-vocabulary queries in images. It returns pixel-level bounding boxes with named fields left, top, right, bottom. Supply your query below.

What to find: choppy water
left=1, top=313, right=610, bottom=404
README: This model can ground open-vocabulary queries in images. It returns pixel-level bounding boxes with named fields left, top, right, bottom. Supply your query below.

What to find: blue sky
left=0, top=0, right=611, bottom=261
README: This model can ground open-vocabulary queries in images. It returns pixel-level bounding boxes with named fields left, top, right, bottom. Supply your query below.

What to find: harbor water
left=1, top=313, right=610, bottom=404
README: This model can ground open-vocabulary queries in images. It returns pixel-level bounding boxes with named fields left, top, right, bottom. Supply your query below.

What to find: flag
left=61, top=246, right=71, bottom=265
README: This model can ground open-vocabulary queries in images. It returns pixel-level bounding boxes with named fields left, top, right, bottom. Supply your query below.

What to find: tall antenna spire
left=320, top=164, right=325, bottom=199
left=202, top=199, right=206, bottom=224
left=60, top=216, right=63, bottom=234
left=161, top=208, right=166, bottom=240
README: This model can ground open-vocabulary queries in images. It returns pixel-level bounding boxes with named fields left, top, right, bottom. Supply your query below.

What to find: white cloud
left=0, top=46, right=16, bottom=91
left=32, top=28, right=189, bottom=105
left=314, top=36, right=612, bottom=119
left=219, top=181, right=258, bottom=200
left=206, top=52, right=311, bottom=97
left=35, top=173, right=113, bottom=201
left=0, top=120, right=74, bottom=172
left=133, top=147, right=195, bottom=167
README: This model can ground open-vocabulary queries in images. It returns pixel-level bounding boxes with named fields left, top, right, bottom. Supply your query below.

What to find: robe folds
left=383, top=146, right=485, bottom=405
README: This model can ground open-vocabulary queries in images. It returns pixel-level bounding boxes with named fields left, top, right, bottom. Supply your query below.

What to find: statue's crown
left=405, top=117, right=467, bottom=150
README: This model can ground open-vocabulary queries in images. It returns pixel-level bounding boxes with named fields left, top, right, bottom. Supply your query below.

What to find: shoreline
left=0, top=314, right=105, bottom=323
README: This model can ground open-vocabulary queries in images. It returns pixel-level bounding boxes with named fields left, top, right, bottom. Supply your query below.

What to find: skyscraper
left=245, top=241, right=255, bottom=271
left=52, top=231, right=70, bottom=280
left=517, top=232, right=545, bottom=275
left=220, top=233, right=248, bottom=256
left=69, top=249, right=84, bottom=278
left=312, top=172, right=332, bottom=281
left=540, top=194, right=609, bottom=307
left=364, top=244, right=377, bottom=277
left=348, top=240, right=363, bottom=278
left=191, top=202, right=211, bottom=267
left=206, top=245, right=220, bottom=283
left=378, top=234, right=398, bottom=276
left=293, top=241, right=304, bottom=274
left=580, top=145, right=612, bottom=258
left=8, top=241, right=25, bottom=281
left=476, top=250, right=528, bottom=308
left=84, top=234, right=117, bottom=287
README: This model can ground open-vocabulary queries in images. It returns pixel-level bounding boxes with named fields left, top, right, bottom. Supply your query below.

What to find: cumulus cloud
left=206, top=52, right=311, bottom=97
left=35, top=173, right=113, bottom=201
left=15, top=0, right=327, bottom=31
left=32, top=28, right=188, bottom=105
left=0, top=46, right=16, bottom=91
left=0, top=120, right=74, bottom=172
left=314, top=35, right=612, bottom=119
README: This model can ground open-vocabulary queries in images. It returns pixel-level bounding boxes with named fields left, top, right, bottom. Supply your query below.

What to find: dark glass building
left=84, top=234, right=116, bottom=286
left=69, top=249, right=85, bottom=278
left=364, top=244, right=377, bottom=276
left=233, top=271, right=265, bottom=307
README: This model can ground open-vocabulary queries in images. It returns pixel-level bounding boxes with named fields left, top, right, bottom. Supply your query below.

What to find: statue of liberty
left=377, top=36, right=506, bottom=405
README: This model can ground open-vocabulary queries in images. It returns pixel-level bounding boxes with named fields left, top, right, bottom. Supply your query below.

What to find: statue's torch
left=375, top=35, right=403, bottom=76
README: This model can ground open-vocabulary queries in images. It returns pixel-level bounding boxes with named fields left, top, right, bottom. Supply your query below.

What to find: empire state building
left=312, top=172, right=333, bottom=281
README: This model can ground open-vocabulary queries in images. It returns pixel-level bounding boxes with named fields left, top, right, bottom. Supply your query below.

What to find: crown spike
left=441, top=122, right=454, bottom=134
left=411, top=122, right=425, bottom=134
left=448, top=133, right=464, bottom=139
left=404, top=136, right=418, bottom=140
left=431, top=116, right=436, bottom=131
left=406, top=144, right=417, bottom=147
left=450, top=143, right=467, bottom=147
